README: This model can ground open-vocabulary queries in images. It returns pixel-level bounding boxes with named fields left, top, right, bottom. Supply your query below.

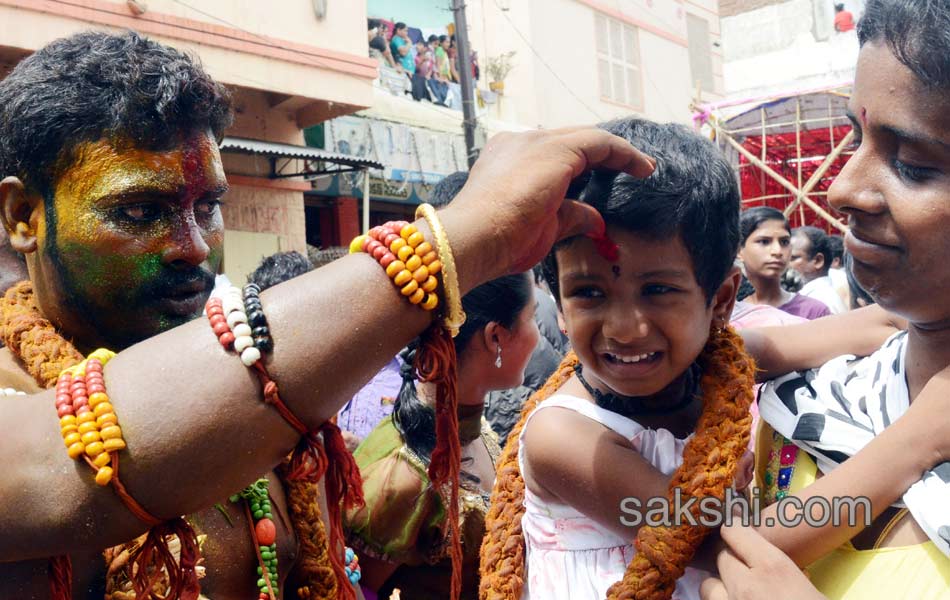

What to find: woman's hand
left=440, top=127, right=655, bottom=293
left=700, top=524, right=827, bottom=600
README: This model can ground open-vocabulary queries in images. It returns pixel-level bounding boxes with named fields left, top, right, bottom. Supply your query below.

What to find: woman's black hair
left=736, top=275, right=756, bottom=302
left=247, top=251, right=313, bottom=291
left=739, top=206, right=789, bottom=246
left=542, top=117, right=740, bottom=304
left=392, top=273, right=532, bottom=464
left=858, top=0, right=950, bottom=89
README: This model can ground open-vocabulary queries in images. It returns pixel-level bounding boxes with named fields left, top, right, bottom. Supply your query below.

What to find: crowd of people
left=367, top=17, right=478, bottom=109
left=0, top=1, right=948, bottom=600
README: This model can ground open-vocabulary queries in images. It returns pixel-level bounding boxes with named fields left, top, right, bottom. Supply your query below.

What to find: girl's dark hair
left=858, top=0, right=950, bottom=89
left=739, top=206, right=789, bottom=245
left=542, top=118, right=740, bottom=304
left=393, top=273, right=532, bottom=462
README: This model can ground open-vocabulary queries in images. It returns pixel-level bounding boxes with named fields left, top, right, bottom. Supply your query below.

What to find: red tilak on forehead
left=585, top=219, right=619, bottom=262
left=860, top=107, right=868, bottom=126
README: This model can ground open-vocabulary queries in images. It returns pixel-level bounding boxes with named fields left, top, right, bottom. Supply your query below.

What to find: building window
left=686, top=13, right=715, bottom=93
left=594, top=12, right=643, bottom=110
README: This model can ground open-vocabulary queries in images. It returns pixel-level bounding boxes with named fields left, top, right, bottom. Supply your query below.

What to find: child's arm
left=742, top=305, right=906, bottom=381
left=522, top=407, right=670, bottom=540
left=756, top=369, right=950, bottom=566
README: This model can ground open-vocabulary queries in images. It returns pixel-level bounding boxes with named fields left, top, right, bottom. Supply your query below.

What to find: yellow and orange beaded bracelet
left=55, top=349, right=162, bottom=528
left=350, top=219, right=442, bottom=311
left=55, top=349, right=127, bottom=486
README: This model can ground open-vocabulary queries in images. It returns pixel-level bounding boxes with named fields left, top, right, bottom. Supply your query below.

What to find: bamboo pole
left=720, top=132, right=848, bottom=232
left=783, top=130, right=854, bottom=217
left=796, top=98, right=805, bottom=226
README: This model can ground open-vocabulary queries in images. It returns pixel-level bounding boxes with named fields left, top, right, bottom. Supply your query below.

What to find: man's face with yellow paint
left=28, top=130, right=227, bottom=351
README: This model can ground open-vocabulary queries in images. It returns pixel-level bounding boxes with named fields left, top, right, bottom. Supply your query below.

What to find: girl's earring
left=495, top=345, right=503, bottom=369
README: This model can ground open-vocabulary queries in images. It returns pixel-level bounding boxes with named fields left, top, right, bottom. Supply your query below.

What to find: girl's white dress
left=518, top=394, right=707, bottom=600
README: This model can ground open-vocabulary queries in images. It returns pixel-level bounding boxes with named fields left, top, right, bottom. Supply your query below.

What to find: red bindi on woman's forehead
left=860, top=107, right=868, bottom=126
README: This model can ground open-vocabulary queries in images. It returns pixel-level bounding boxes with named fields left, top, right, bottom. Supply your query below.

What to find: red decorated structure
left=694, top=84, right=854, bottom=233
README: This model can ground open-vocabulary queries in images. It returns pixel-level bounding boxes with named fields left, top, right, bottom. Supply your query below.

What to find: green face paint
left=38, top=131, right=228, bottom=350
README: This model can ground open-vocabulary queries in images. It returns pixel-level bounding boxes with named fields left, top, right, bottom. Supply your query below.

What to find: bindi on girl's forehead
left=860, top=107, right=868, bottom=126
left=611, top=265, right=621, bottom=278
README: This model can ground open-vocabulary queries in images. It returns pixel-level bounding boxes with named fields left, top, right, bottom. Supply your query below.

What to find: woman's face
left=486, top=300, right=539, bottom=391
left=828, top=41, right=950, bottom=324
left=739, top=219, right=791, bottom=281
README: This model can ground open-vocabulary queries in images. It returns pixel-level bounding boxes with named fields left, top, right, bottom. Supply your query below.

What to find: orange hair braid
left=278, top=458, right=340, bottom=600
left=0, top=281, right=84, bottom=388
left=479, top=328, right=755, bottom=600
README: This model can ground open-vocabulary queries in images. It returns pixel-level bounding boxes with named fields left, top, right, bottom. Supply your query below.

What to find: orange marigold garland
left=0, top=281, right=83, bottom=387
left=479, top=327, right=756, bottom=600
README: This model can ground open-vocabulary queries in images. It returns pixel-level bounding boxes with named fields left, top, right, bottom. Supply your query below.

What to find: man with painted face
left=0, top=31, right=316, bottom=599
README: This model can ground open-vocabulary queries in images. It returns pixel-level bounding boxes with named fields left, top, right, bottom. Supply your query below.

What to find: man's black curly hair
left=0, top=30, right=233, bottom=196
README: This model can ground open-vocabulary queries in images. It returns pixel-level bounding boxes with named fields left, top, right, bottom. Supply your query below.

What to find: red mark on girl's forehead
left=585, top=220, right=619, bottom=262
left=860, top=107, right=868, bottom=126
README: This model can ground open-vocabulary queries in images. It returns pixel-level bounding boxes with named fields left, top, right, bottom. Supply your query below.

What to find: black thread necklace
left=573, top=362, right=700, bottom=416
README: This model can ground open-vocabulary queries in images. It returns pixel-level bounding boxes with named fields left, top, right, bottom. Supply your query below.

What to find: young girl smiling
left=480, top=118, right=754, bottom=600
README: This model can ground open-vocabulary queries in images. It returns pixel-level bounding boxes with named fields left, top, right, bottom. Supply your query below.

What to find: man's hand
left=439, top=127, right=655, bottom=292
left=700, top=524, right=826, bottom=600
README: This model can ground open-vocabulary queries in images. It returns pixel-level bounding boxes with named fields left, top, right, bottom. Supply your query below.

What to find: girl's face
left=829, top=41, right=950, bottom=324
left=556, top=227, right=735, bottom=398
left=486, top=300, right=539, bottom=391
left=739, top=219, right=791, bottom=281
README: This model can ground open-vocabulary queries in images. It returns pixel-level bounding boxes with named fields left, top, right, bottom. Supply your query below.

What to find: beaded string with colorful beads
left=230, top=479, right=280, bottom=600
left=56, top=349, right=128, bottom=487
left=344, top=547, right=361, bottom=587
left=206, top=285, right=364, bottom=600
left=349, top=221, right=442, bottom=311
left=243, top=283, right=274, bottom=354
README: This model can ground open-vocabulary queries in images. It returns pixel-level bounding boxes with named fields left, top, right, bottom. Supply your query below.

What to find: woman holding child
left=707, top=1, right=950, bottom=598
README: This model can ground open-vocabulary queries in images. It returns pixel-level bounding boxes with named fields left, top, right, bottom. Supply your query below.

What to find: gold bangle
left=415, top=203, right=466, bottom=337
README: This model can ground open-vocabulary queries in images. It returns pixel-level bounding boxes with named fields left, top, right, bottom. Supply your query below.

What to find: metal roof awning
left=220, top=137, right=383, bottom=179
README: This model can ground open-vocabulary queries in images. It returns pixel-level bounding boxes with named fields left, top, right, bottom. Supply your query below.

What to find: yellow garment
left=755, top=421, right=950, bottom=600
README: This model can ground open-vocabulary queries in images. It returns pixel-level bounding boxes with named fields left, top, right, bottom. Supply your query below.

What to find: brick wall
left=720, top=0, right=789, bottom=17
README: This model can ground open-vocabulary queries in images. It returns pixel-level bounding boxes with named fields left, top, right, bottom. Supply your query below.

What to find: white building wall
left=465, top=0, right=724, bottom=128
left=721, top=0, right=860, bottom=97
